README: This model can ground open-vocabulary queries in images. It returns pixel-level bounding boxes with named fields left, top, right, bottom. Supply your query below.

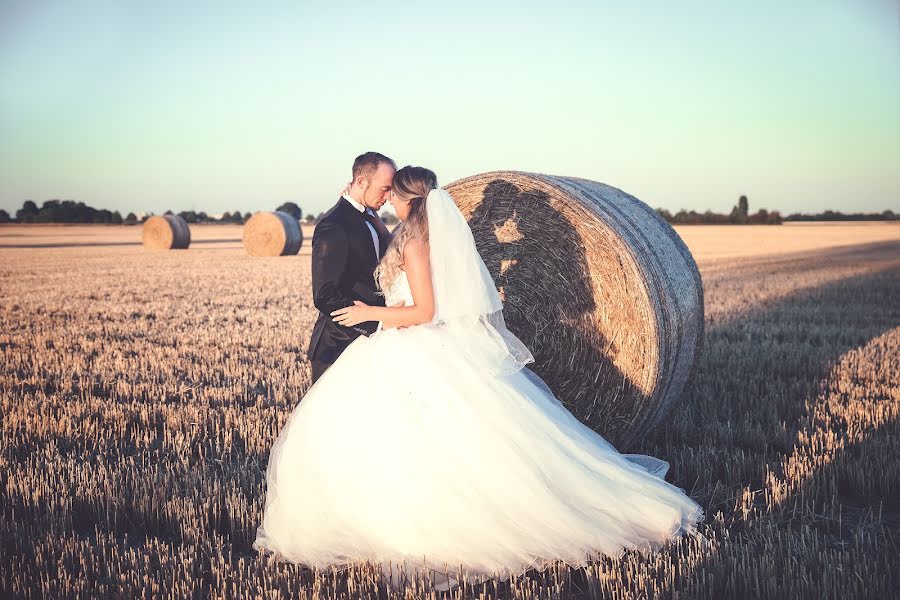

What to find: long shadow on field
left=653, top=240, right=900, bottom=598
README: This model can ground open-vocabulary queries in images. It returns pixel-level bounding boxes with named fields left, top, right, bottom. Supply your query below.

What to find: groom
left=308, top=152, right=398, bottom=384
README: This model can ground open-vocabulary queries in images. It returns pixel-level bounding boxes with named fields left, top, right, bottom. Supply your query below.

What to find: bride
left=252, top=166, right=705, bottom=591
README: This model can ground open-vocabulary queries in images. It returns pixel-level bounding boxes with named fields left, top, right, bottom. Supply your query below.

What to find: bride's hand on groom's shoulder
left=339, top=181, right=351, bottom=196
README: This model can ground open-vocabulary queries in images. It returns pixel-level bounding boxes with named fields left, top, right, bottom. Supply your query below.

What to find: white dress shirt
left=342, top=194, right=380, bottom=260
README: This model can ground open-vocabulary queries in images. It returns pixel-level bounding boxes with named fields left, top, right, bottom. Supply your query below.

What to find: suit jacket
left=308, top=197, right=392, bottom=364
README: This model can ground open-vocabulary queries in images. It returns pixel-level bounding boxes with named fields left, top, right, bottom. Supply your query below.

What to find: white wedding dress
left=253, top=268, right=705, bottom=590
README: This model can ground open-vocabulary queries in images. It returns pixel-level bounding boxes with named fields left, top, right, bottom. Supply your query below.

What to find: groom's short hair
left=352, top=152, right=396, bottom=182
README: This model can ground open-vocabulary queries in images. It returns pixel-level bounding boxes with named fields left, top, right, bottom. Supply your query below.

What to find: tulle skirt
left=253, top=322, right=705, bottom=590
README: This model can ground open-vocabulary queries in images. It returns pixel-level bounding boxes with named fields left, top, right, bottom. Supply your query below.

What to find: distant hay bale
left=242, top=211, right=303, bottom=257
left=142, top=214, right=191, bottom=250
left=445, top=171, right=704, bottom=449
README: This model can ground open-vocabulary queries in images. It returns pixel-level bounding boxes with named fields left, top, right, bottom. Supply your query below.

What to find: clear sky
left=1, top=0, right=898, bottom=217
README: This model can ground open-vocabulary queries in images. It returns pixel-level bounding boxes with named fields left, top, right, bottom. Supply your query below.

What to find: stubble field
left=1, top=222, right=898, bottom=599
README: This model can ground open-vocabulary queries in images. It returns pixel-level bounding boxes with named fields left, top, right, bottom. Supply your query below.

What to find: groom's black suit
left=308, top=196, right=392, bottom=383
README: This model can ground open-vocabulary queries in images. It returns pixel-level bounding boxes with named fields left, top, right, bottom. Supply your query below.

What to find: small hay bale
left=445, top=171, right=704, bottom=449
left=242, top=211, right=304, bottom=257
left=141, top=214, right=191, bottom=250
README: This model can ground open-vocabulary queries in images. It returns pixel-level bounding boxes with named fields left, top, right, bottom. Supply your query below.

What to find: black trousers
left=310, top=359, right=333, bottom=384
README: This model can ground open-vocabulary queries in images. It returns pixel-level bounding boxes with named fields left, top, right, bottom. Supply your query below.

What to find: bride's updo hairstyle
left=374, top=165, right=438, bottom=293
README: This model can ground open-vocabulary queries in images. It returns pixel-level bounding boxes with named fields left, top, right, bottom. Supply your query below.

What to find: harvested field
left=1, top=222, right=897, bottom=599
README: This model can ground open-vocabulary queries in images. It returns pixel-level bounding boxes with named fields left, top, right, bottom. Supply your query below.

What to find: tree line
left=654, top=195, right=897, bottom=224
left=655, top=195, right=784, bottom=224
left=0, top=197, right=892, bottom=225
left=0, top=200, right=402, bottom=226
left=0, top=199, right=303, bottom=225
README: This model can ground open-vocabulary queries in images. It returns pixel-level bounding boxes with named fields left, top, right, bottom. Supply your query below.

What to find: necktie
left=361, top=209, right=383, bottom=258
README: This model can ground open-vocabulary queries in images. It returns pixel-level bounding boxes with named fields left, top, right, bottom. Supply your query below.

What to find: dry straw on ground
left=141, top=214, right=191, bottom=250
left=1, top=224, right=898, bottom=599
left=446, top=171, right=704, bottom=449
left=242, top=211, right=303, bottom=257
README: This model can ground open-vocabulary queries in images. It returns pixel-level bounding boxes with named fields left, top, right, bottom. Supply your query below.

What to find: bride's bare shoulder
left=402, top=237, right=430, bottom=259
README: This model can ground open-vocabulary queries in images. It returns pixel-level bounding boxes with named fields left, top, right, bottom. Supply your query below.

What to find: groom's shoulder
left=319, top=197, right=350, bottom=225
left=313, top=198, right=351, bottom=239
left=319, top=198, right=352, bottom=223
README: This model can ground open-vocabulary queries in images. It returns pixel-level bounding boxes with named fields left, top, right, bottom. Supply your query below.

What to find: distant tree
left=35, top=199, right=58, bottom=222
left=655, top=207, right=673, bottom=222
left=10, top=199, right=121, bottom=223
left=225, top=211, right=244, bottom=223
left=178, top=210, right=209, bottom=223
left=16, top=200, right=38, bottom=222
left=673, top=209, right=705, bottom=224
left=783, top=209, right=897, bottom=222
left=243, top=212, right=252, bottom=221
left=729, top=195, right=749, bottom=224
left=111, top=211, right=123, bottom=224
left=0, top=209, right=10, bottom=223
left=178, top=210, right=199, bottom=223
left=304, top=214, right=317, bottom=224
left=379, top=211, right=399, bottom=226
left=164, top=209, right=174, bottom=215
left=748, top=208, right=767, bottom=224
left=703, top=209, right=730, bottom=224
left=125, top=212, right=138, bottom=225
left=276, top=202, right=302, bottom=220
left=746, top=208, right=783, bottom=225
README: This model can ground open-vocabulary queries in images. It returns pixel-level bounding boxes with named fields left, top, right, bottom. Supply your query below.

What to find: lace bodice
left=377, top=270, right=414, bottom=332
left=383, top=270, right=414, bottom=307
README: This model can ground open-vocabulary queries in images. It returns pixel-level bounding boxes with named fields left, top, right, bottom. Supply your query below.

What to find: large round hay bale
left=142, top=214, right=191, bottom=249
left=242, top=211, right=303, bottom=257
left=445, top=171, right=704, bottom=449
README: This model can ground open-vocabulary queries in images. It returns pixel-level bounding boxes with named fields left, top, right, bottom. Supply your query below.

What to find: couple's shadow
left=464, top=178, right=649, bottom=448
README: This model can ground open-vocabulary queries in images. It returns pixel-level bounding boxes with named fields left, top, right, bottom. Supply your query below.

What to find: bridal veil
left=424, top=186, right=534, bottom=376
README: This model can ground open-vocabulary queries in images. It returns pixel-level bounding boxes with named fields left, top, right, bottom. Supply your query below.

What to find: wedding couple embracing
left=252, top=152, right=705, bottom=591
